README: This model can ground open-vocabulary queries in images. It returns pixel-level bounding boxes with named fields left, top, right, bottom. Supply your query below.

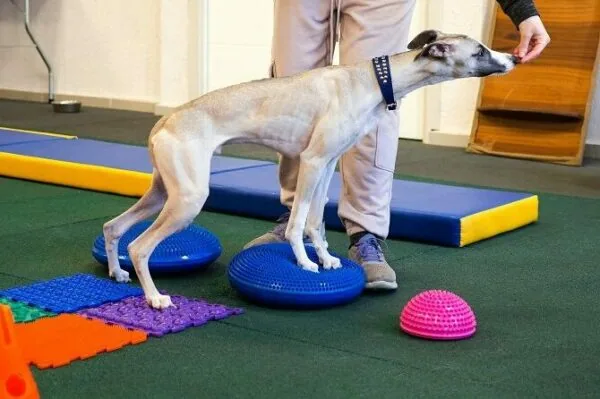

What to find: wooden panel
left=469, top=111, right=583, bottom=164
left=468, top=0, right=600, bottom=165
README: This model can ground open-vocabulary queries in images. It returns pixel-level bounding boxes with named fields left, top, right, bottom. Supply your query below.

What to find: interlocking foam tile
left=0, top=298, right=55, bottom=323
left=0, top=273, right=144, bottom=313
left=14, top=313, right=147, bottom=369
left=78, top=295, right=244, bottom=337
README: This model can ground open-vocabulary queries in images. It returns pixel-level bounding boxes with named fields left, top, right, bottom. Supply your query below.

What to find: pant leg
left=337, top=0, right=416, bottom=239
left=271, top=0, right=333, bottom=209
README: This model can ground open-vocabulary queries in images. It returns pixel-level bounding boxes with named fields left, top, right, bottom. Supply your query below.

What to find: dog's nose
left=510, top=55, right=520, bottom=64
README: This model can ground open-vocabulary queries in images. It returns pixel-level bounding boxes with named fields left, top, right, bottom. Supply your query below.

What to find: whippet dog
left=101, top=30, right=518, bottom=309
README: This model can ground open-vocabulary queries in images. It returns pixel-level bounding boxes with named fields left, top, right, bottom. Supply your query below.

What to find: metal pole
left=23, top=0, right=54, bottom=103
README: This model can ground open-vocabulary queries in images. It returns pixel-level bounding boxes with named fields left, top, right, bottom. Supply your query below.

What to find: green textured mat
left=1, top=175, right=599, bottom=398
left=0, top=297, right=55, bottom=323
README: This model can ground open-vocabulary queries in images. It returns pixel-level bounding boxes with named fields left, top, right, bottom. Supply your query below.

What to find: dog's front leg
left=286, top=156, right=329, bottom=273
left=304, top=158, right=341, bottom=270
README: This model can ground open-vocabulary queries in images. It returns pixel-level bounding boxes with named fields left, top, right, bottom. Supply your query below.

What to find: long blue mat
left=207, top=165, right=535, bottom=246
left=1, top=136, right=273, bottom=174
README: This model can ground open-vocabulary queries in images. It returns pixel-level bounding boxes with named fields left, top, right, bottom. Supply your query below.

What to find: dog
left=101, top=30, right=518, bottom=309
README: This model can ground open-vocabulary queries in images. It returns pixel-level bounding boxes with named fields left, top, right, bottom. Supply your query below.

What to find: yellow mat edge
left=460, top=195, right=539, bottom=247
left=0, top=126, right=78, bottom=139
left=0, top=152, right=150, bottom=197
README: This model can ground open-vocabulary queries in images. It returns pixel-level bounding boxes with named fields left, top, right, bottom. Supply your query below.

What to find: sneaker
left=348, top=233, right=397, bottom=290
left=243, top=212, right=290, bottom=249
left=243, top=212, right=314, bottom=250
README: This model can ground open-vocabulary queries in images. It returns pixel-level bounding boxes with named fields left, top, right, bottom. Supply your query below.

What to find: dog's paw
left=321, top=254, right=341, bottom=270
left=110, top=268, right=131, bottom=283
left=146, top=293, right=173, bottom=310
left=299, top=259, right=320, bottom=273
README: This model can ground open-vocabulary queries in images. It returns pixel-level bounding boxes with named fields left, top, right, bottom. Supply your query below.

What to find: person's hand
left=514, top=15, right=551, bottom=63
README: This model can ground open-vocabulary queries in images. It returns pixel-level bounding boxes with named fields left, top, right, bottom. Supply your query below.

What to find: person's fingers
left=516, top=31, right=533, bottom=59
left=520, top=38, right=549, bottom=63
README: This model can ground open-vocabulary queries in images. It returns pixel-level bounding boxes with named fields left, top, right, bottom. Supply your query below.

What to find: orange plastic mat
left=0, top=305, right=40, bottom=399
left=14, top=314, right=147, bottom=369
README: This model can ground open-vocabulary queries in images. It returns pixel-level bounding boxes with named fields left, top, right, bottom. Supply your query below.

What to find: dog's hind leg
left=127, top=134, right=213, bottom=309
left=304, top=158, right=341, bottom=270
left=103, top=170, right=167, bottom=282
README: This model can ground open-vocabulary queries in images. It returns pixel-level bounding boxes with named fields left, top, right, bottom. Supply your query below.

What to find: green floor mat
left=0, top=297, right=55, bottom=323
left=1, top=176, right=600, bottom=398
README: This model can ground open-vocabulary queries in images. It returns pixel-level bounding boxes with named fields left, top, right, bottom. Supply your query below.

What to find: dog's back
left=152, top=64, right=362, bottom=157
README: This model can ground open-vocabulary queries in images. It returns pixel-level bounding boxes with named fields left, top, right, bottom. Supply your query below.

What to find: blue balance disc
left=92, top=221, right=222, bottom=273
left=228, top=243, right=366, bottom=309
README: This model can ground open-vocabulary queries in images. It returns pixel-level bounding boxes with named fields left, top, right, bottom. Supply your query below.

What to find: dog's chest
left=348, top=107, right=380, bottom=140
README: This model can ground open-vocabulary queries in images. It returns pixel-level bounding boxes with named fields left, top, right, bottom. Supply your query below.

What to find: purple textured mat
left=78, top=295, right=244, bottom=337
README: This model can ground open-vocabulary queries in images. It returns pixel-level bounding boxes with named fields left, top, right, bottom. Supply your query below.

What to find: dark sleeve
left=496, top=0, right=540, bottom=27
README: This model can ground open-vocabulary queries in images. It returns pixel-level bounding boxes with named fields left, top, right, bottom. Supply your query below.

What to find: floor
left=1, top=99, right=600, bottom=398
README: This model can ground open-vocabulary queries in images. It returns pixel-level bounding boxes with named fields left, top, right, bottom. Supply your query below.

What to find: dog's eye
left=474, top=47, right=485, bottom=58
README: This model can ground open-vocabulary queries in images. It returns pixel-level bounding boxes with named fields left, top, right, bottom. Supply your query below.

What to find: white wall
left=435, top=0, right=494, bottom=137
left=0, top=0, right=160, bottom=104
left=206, top=0, right=273, bottom=92
left=156, top=0, right=201, bottom=111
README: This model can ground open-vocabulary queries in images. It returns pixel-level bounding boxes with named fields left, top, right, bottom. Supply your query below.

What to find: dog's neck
left=387, top=51, right=447, bottom=99
left=354, top=50, right=446, bottom=113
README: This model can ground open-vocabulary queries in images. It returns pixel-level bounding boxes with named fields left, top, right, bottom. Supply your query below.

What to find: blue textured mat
left=228, top=243, right=365, bottom=309
left=92, top=221, right=222, bottom=273
left=206, top=165, right=533, bottom=247
left=1, top=138, right=273, bottom=174
left=0, top=128, right=66, bottom=147
left=0, top=273, right=143, bottom=313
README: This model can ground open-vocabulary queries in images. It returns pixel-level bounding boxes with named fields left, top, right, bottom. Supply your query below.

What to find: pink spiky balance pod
left=400, top=290, right=477, bottom=340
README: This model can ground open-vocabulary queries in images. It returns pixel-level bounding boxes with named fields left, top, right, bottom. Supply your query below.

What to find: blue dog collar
left=372, top=55, right=396, bottom=111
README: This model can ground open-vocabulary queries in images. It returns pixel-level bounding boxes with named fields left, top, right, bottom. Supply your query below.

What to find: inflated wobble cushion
left=92, top=220, right=222, bottom=273
left=227, top=243, right=366, bottom=309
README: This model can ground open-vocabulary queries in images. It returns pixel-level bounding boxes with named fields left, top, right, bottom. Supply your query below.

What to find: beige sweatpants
left=271, top=0, right=416, bottom=239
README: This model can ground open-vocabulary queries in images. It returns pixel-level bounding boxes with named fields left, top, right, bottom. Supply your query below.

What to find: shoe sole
left=365, top=280, right=398, bottom=290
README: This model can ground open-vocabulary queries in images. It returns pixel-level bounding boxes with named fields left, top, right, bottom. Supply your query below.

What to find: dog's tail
left=148, top=115, right=168, bottom=144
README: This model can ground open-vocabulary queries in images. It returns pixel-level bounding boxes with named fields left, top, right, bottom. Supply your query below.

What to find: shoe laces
left=355, top=234, right=385, bottom=263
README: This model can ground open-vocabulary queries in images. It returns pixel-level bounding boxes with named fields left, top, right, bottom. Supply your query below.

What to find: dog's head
left=407, top=30, right=518, bottom=78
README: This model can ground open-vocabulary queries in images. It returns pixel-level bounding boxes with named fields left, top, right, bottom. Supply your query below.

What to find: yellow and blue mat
left=0, top=127, right=538, bottom=247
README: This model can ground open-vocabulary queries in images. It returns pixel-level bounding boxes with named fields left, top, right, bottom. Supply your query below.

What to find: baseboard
left=426, top=131, right=470, bottom=148
left=585, top=143, right=600, bottom=160
left=0, top=89, right=47, bottom=103
left=0, top=89, right=155, bottom=113
left=153, top=104, right=177, bottom=116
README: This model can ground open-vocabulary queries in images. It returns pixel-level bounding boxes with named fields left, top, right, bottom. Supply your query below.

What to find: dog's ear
left=407, top=30, right=442, bottom=50
left=421, top=43, right=453, bottom=59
